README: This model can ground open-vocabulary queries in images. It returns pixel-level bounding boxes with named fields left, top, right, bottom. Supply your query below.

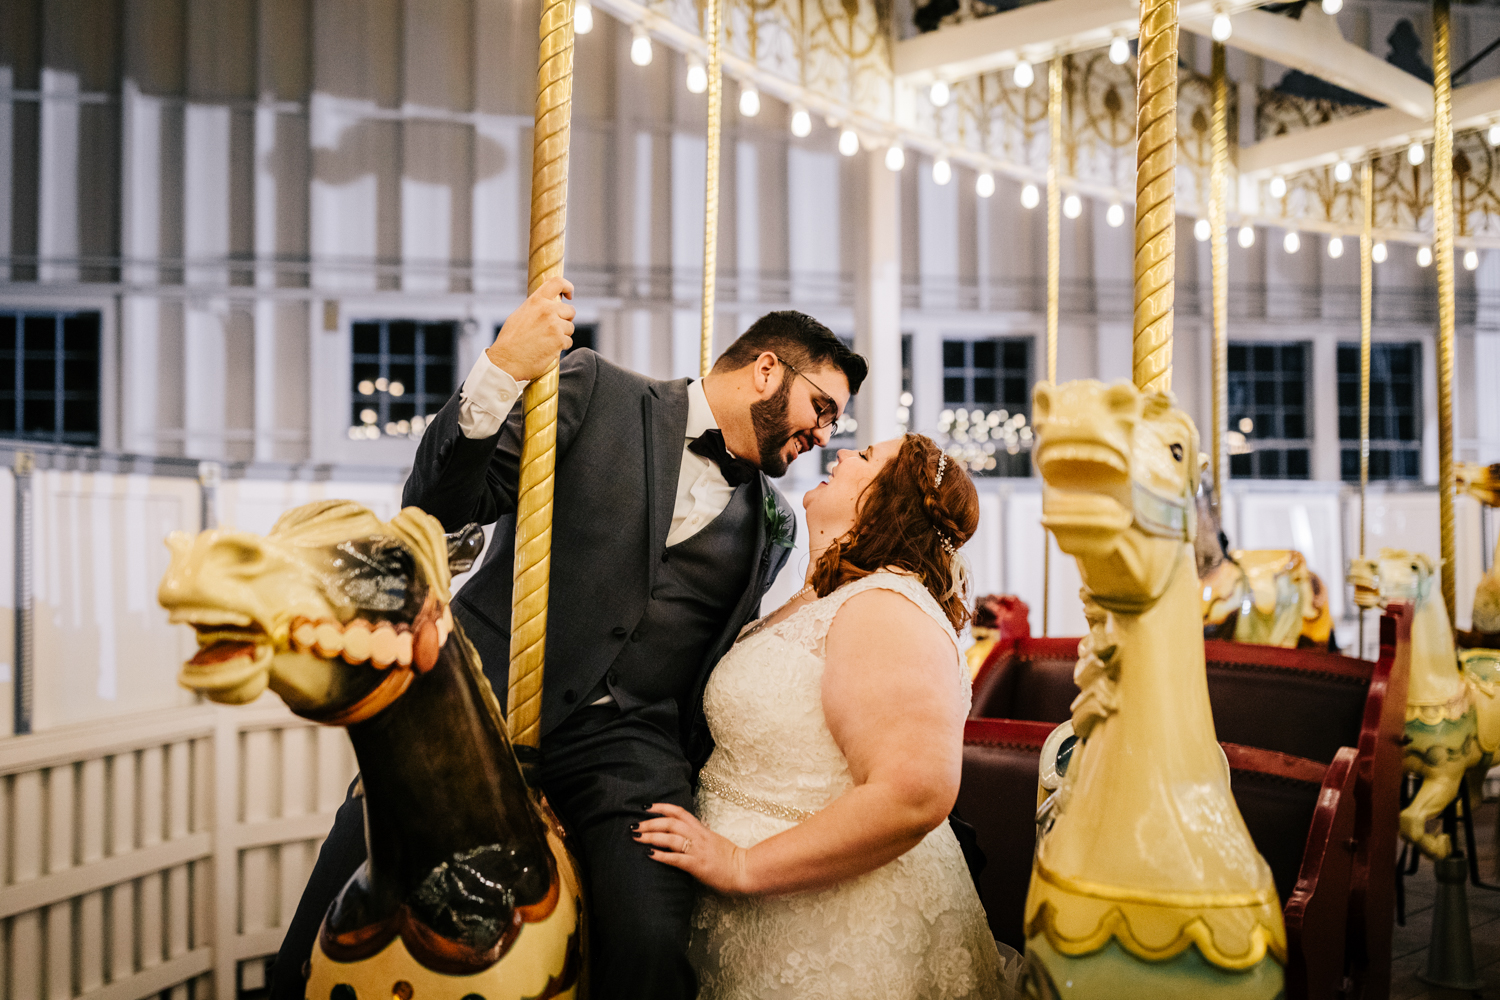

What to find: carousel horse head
left=1032, top=379, right=1198, bottom=610
left=158, top=500, right=485, bottom=720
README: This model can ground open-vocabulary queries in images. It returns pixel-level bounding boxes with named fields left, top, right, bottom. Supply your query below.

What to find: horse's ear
left=445, top=523, right=486, bottom=573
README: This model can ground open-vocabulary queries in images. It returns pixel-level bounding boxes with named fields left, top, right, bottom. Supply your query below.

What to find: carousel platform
left=1392, top=798, right=1500, bottom=1000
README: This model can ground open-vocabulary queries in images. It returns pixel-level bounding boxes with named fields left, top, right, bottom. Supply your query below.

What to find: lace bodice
left=689, top=571, right=1013, bottom=1000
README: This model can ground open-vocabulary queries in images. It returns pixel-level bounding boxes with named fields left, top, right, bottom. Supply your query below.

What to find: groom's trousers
left=269, top=698, right=699, bottom=1000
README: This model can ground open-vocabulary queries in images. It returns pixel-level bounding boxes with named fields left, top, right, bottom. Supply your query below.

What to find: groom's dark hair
left=712, top=311, right=868, bottom=395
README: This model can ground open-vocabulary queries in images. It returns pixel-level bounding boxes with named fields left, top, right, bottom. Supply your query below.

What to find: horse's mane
left=269, top=499, right=454, bottom=606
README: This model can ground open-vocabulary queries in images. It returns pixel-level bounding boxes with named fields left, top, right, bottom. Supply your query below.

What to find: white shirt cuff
left=457, top=351, right=529, bottom=439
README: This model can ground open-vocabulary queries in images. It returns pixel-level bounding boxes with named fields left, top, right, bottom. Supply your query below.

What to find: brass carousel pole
left=1134, top=0, right=1179, bottom=394
left=1043, top=55, right=1062, bottom=637
left=1359, top=159, right=1374, bottom=656
left=1434, top=0, right=1458, bottom=622
left=700, top=0, right=723, bottom=377
left=507, top=0, right=577, bottom=750
left=1209, top=42, right=1228, bottom=499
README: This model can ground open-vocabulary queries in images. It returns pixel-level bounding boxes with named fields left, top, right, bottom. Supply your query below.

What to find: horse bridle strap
left=1131, top=480, right=1195, bottom=544
left=312, top=666, right=415, bottom=727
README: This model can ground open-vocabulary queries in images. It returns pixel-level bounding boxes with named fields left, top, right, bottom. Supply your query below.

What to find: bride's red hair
left=807, top=435, right=980, bottom=630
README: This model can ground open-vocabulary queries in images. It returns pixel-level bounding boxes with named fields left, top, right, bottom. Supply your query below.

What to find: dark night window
left=350, top=320, right=457, bottom=440
left=1228, top=342, right=1311, bottom=480
left=1338, top=342, right=1421, bottom=481
left=0, top=311, right=101, bottom=446
left=942, top=337, right=1032, bottom=477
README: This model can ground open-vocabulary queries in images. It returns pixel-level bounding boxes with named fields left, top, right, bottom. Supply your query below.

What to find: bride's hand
left=636, top=803, right=754, bottom=896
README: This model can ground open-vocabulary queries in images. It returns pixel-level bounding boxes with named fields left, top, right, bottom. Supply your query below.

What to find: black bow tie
left=689, top=430, right=758, bottom=487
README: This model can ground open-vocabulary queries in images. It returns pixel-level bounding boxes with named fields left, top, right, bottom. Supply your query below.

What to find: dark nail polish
left=630, top=822, right=639, bottom=831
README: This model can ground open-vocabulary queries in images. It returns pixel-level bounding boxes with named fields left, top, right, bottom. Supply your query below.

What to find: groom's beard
left=749, top=374, right=797, bottom=478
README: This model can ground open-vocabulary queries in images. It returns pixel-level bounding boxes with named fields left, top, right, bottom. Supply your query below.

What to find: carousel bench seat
left=958, top=720, right=1360, bottom=1000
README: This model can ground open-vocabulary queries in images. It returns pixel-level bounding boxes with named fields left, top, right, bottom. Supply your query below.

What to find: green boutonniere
left=764, top=494, right=795, bottom=549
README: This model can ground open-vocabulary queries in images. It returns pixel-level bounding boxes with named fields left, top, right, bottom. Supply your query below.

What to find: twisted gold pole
left=1042, top=56, right=1062, bottom=637
left=1434, top=0, right=1457, bottom=623
left=1209, top=42, right=1228, bottom=499
left=700, top=0, right=723, bottom=377
left=1359, top=159, right=1373, bottom=657
left=1133, top=0, right=1179, bottom=394
left=507, top=0, right=576, bottom=749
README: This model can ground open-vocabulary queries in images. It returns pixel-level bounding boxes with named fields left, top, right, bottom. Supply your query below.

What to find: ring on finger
left=681, top=836, right=692, bottom=854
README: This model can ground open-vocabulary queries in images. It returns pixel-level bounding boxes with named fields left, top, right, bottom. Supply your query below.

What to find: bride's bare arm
left=637, top=588, right=967, bottom=896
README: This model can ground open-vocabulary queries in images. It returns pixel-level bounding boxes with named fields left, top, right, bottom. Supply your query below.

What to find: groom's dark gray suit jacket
left=402, top=348, right=795, bottom=766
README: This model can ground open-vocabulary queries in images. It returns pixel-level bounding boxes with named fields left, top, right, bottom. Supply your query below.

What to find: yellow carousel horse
left=158, top=500, right=584, bottom=999
left=1025, top=379, right=1285, bottom=999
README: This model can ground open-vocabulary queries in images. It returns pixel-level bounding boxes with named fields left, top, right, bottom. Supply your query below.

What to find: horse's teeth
left=291, top=620, right=317, bottom=652
left=314, top=621, right=343, bottom=657
left=342, top=620, right=372, bottom=664
left=370, top=623, right=398, bottom=669
left=395, top=630, right=413, bottom=667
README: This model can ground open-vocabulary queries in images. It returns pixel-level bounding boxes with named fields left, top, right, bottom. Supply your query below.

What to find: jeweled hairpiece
left=936, top=530, right=957, bottom=555
left=934, top=452, right=949, bottom=489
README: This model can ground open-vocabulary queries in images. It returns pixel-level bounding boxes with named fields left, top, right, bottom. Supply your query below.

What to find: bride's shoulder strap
left=824, top=571, right=965, bottom=668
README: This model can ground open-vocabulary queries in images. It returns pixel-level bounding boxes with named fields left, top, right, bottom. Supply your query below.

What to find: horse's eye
left=1170, top=443, right=1184, bottom=462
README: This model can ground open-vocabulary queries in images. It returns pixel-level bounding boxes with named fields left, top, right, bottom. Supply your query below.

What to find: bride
left=635, top=434, right=1016, bottom=999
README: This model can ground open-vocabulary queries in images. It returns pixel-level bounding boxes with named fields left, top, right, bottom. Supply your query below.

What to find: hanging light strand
left=1210, top=42, right=1229, bottom=499
left=1133, top=0, right=1179, bottom=393
left=700, top=0, right=723, bottom=377
left=1434, top=0, right=1458, bottom=621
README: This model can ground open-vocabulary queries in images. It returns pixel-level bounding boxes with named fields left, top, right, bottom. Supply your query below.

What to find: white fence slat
left=166, top=741, right=190, bottom=841
left=80, top=889, right=105, bottom=993
left=166, top=864, right=190, bottom=960
left=46, top=764, right=74, bottom=875
left=12, top=910, right=43, bottom=1000
left=81, top=757, right=106, bottom=864
left=45, top=902, right=70, bottom=1000
left=139, top=872, right=164, bottom=970
left=138, top=747, right=163, bottom=848
left=107, top=880, right=135, bottom=987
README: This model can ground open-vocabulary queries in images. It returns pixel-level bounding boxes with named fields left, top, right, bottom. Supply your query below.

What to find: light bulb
left=1321, top=0, right=1341, bottom=13
left=885, top=144, right=905, bottom=171
left=685, top=56, right=707, bottom=94
left=930, top=80, right=951, bottom=107
left=1284, top=231, right=1301, bottom=254
left=1020, top=183, right=1040, bottom=209
left=739, top=84, right=760, bottom=117
left=1211, top=13, right=1232, bottom=41
left=1109, top=36, right=1130, bottom=65
left=1194, top=218, right=1211, bottom=242
left=574, top=0, right=594, bottom=34
left=1106, top=203, right=1125, bottom=227
left=838, top=129, right=859, bottom=157
left=1013, top=60, right=1035, bottom=88
left=1334, top=160, right=1352, bottom=183
left=1490, top=123, right=1500, bottom=147
left=1465, top=248, right=1480, bottom=271
left=976, top=172, right=996, bottom=198
left=1417, top=245, right=1433, bottom=267
left=790, top=106, right=812, bottom=138
left=1238, top=225, right=1255, bottom=248
left=1328, top=236, right=1344, bottom=258
left=932, top=158, right=952, bottom=185
left=1063, top=193, right=1082, bottom=219
left=1372, top=241, right=1388, bottom=263
left=630, top=28, right=653, bottom=67
left=1269, top=175, right=1287, bottom=198
left=1408, top=141, right=1425, bottom=165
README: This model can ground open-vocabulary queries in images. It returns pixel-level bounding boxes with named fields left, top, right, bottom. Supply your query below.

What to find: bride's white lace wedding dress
left=688, top=570, right=1014, bottom=1000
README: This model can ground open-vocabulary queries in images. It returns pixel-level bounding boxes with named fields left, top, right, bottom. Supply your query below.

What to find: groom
left=269, top=277, right=867, bottom=1000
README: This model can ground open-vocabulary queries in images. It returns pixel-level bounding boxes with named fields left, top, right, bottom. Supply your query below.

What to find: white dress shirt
left=457, top=351, right=740, bottom=547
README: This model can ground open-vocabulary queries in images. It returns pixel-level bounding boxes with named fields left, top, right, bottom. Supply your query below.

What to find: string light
left=574, top=0, right=594, bottom=33
left=1372, top=241, right=1388, bottom=263
left=1490, top=123, right=1500, bottom=147
left=1238, top=225, right=1255, bottom=248
left=1328, top=236, right=1344, bottom=258
left=739, top=83, right=760, bottom=117
left=1465, top=249, right=1480, bottom=271
left=1106, top=203, right=1125, bottom=227
left=1194, top=218, right=1211, bottom=242
left=1334, top=159, right=1352, bottom=183
left=1269, top=175, right=1287, bottom=198
left=930, top=80, right=951, bottom=107
left=1211, top=12, right=1233, bottom=41
left=790, top=106, right=812, bottom=138
left=1283, top=231, right=1301, bottom=254
left=1321, top=0, right=1342, bottom=12
left=838, top=129, right=859, bottom=156
left=1063, top=194, right=1082, bottom=219
left=932, top=158, right=952, bottom=185
left=1020, top=183, right=1040, bottom=209
left=1013, top=60, right=1035, bottom=88
left=976, top=172, right=996, bottom=198
left=1408, top=141, right=1425, bottom=165
left=1417, top=245, right=1433, bottom=267
left=885, top=144, right=905, bottom=171
left=1109, top=36, right=1130, bottom=65
left=630, top=27, right=653, bottom=66
left=685, top=56, right=707, bottom=94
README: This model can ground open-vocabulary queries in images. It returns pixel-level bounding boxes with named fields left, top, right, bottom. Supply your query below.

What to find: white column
left=736, top=140, right=761, bottom=309
left=0, top=64, right=12, bottom=282
left=854, top=154, right=900, bottom=446
left=183, top=101, right=232, bottom=458
left=1311, top=333, right=1340, bottom=480
left=37, top=69, right=81, bottom=283
left=670, top=132, right=707, bottom=378
left=917, top=155, right=958, bottom=311
left=788, top=147, right=839, bottom=305
left=119, top=81, right=163, bottom=454
left=1474, top=251, right=1500, bottom=462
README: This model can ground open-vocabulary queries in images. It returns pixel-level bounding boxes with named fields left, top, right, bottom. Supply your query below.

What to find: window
left=942, top=337, right=1032, bottom=477
left=0, top=311, right=101, bottom=446
left=350, top=320, right=457, bottom=440
left=1338, top=342, right=1421, bottom=481
left=1228, top=342, right=1311, bottom=479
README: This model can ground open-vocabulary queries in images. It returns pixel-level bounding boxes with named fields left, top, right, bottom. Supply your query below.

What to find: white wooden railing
left=0, top=701, right=356, bottom=1000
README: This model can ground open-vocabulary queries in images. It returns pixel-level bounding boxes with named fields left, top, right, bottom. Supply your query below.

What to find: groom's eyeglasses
left=777, top=357, right=841, bottom=430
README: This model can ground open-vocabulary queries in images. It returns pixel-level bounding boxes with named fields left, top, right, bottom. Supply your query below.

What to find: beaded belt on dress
left=698, top=768, right=815, bottom=822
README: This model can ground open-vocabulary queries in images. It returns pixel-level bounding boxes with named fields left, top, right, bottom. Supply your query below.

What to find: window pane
left=63, top=359, right=95, bottom=392
left=387, top=322, right=417, bottom=355
left=62, top=399, right=97, bottom=435
left=0, top=316, right=14, bottom=351
left=942, top=341, right=966, bottom=368
left=62, top=314, right=98, bottom=353
left=971, top=340, right=997, bottom=369
left=972, top=377, right=997, bottom=404
left=23, top=356, right=54, bottom=392
left=23, top=316, right=54, bottom=350
left=352, top=323, right=381, bottom=355
left=423, top=323, right=454, bottom=355
left=943, top=377, right=966, bottom=404
left=23, top=399, right=53, bottom=433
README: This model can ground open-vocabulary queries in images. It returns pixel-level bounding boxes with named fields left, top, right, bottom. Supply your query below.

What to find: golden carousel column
left=508, top=0, right=576, bottom=750
left=1433, top=0, right=1458, bottom=621
left=1043, top=55, right=1062, bottom=637
left=1209, top=42, right=1228, bottom=497
left=1133, top=0, right=1179, bottom=393
left=700, top=0, right=723, bottom=377
left=1359, top=160, right=1374, bottom=655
